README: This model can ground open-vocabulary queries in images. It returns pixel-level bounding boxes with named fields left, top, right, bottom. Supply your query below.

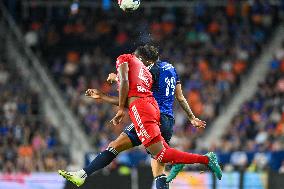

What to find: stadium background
left=1, top=0, right=284, bottom=188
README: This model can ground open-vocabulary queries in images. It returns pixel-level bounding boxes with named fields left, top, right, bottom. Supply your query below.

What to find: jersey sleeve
left=174, top=68, right=181, bottom=85
left=116, top=54, right=132, bottom=69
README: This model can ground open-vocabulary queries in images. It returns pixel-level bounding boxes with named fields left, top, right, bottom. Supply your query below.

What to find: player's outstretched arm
left=175, top=84, right=206, bottom=129
left=85, top=89, right=119, bottom=106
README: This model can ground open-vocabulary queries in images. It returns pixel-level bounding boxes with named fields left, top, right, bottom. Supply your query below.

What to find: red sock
left=156, top=148, right=209, bottom=165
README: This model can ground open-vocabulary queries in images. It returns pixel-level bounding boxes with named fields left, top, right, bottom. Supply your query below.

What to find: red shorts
left=128, top=97, right=163, bottom=147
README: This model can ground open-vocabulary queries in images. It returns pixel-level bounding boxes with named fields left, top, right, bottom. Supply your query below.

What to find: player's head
left=134, top=44, right=159, bottom=66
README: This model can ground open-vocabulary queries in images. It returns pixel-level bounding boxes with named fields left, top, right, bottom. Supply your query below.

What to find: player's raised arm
left=175, top=84, right=206, bottom=129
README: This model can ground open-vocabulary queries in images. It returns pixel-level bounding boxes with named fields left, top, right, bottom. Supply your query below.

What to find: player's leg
left=151, top=159, right=169, bottom=189
left=83, top=132, right=133, bottom=176
left=151, top=113, right=174, bottom=189
left=145, top=137, right=222, bottom=180
left=129, top=98, right=222, bottom=180
left=158, top=114, right=186, bottom=183
left=151, top=159, right=165, bottom=177
left=83, top=123, right=143, bottom=176
left=146, top=140, right=209, bottom=164
left=129, top=99, right=210, bottom=165
left=58, top=126, right=137, bottom=187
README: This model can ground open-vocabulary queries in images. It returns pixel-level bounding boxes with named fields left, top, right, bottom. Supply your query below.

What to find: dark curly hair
left=135, top=44, right=159, bottom=62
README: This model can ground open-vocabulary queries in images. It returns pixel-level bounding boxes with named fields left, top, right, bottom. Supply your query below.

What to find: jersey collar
left=147, top=63, right=154, bottom=70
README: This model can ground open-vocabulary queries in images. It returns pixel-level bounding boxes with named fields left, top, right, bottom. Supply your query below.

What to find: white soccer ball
left=118, top=0, right=140, bottom=12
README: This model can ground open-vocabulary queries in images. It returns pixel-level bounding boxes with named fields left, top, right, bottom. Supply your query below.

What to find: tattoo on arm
left=175, top=84, right=195, bottom=120
left=179, top=99, right=195, bottom=120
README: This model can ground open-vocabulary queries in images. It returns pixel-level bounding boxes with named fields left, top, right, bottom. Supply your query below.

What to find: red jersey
left=116, top=54, right=153, bottom=98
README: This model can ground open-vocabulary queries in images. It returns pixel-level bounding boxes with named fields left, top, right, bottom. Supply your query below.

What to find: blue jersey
left=149, top=61, right=180, bottom=118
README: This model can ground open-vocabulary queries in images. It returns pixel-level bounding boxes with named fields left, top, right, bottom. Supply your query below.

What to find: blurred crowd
left=221, top=46, right=284, bottom=153
left=0, top=54, right=69, bottom=173
left=214, top=42, right=284, bottom=172
left=19, top=1, right=281, bottom=152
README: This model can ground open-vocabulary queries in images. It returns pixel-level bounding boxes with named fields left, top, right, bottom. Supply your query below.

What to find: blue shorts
left=123, top=113, right=175, bottom=146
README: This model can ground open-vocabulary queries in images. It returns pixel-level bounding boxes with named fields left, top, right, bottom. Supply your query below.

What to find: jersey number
left=165, top=77, right=176, bottom=96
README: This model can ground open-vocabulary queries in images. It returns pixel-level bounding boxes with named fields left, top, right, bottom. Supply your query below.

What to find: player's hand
left=190, top=117, right=206, bottom=129
left=107, top=73, right=117, bottom=84
left=85, top=89, right=103, bottom=99
left=110, top=108, right=125, bottom=126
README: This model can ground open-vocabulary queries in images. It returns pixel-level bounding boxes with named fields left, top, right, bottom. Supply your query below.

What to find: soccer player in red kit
left=111, top=53, right=222, bottom=178
left=58, top=51, right=222, bottom=187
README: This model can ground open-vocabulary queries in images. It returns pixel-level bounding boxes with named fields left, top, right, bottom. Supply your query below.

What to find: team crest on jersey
left=162, top=64, right=174, bottom=71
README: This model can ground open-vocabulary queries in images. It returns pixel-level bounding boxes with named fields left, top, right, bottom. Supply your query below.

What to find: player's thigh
left=146, top=140, right=164, bottom=156
left=123, top=123, right=142, bottom=147
left=108, top=133, right=133, bottom=153
left=129, top=98, right=161, bottom=147
left=151, top=158, right=165, bottom=177
left=160, top=114, right=175, bottom=144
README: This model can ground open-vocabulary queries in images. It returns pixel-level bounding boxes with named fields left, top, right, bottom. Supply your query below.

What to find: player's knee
left=108, top=141, right=119, bottom=151
left=108, top=139, right=131, bottom=153
left=107, top=141, right=123, bottom=155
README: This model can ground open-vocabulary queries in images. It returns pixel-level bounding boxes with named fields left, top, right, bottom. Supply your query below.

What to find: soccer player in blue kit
left=58, top=45, right=222, bottom=188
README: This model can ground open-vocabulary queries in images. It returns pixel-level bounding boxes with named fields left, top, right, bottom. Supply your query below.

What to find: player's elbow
left=120, top=80, right=129, bottom=90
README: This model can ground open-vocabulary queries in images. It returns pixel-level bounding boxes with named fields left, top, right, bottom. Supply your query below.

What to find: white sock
left=77, top=169, right=87, bottom=179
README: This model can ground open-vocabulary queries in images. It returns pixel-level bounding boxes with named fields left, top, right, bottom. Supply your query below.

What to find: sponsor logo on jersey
left=137, top=85, right=149, bottom=92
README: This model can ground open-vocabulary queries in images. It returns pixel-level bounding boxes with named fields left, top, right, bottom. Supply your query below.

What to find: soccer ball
left=118, top=0, right=140, bottom=12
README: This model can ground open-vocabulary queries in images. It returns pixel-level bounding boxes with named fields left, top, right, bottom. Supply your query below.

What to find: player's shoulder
left=149, top=63, right=159, bottom=75
left=117, top=54, right=133, bottom=62
left=117, top=53, right=133, bottom=59
left=116, top=54, right=135, bottom=68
